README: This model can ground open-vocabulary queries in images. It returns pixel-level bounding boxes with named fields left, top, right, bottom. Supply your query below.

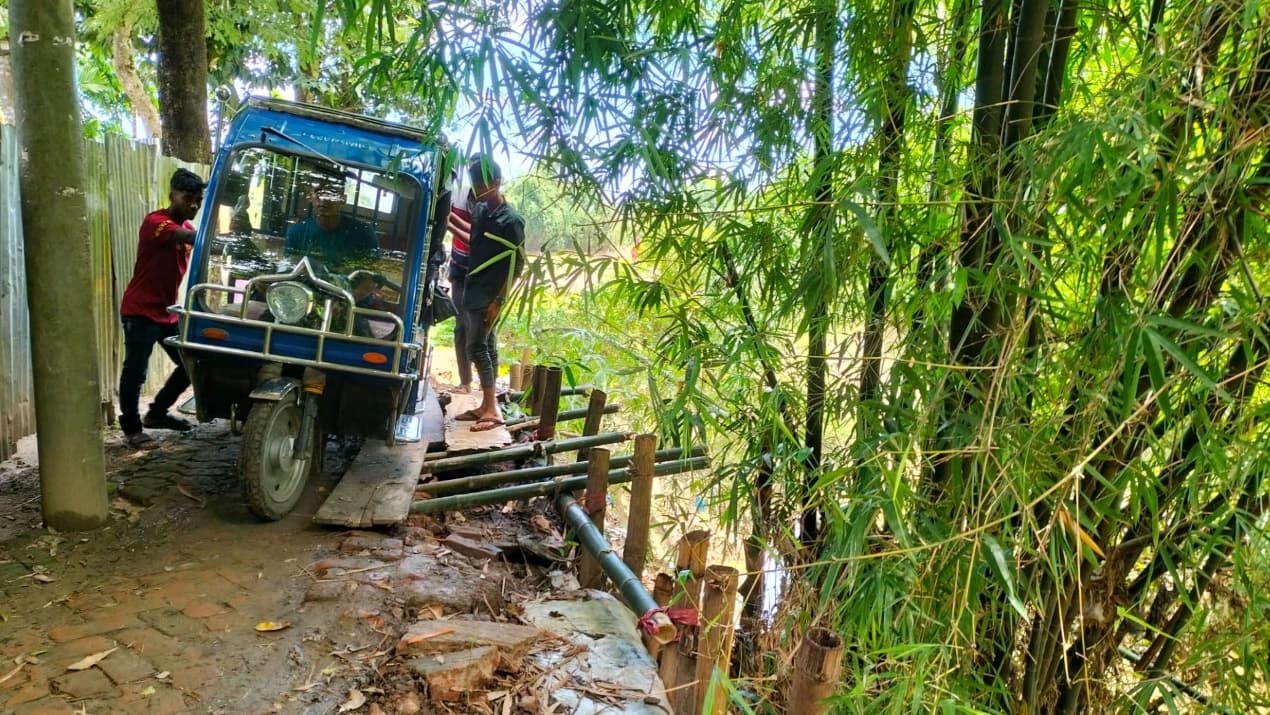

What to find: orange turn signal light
left=201, top=328, right=229, bottom=340
left=362, top=352, right=388, bottom=365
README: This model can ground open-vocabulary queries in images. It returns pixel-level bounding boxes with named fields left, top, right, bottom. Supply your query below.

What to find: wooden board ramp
left=419, top=382, right=446, bottom=450
left=442, top=389, right=513, bottom=453
left=313, top=438, right=427, bottom=527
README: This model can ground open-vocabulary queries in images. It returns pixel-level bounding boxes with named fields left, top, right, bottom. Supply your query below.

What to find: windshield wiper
left=259, top=127, right=348, bottom=175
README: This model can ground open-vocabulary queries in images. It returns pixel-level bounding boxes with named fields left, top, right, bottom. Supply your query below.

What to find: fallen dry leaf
left=368, top=704, right=385, bottom=715
left=32, top=574, right=54, bottom=584
left=338, top=688, right=366, bottom=712
left=175, top=484, right=206, bottom=507
left=254, top=621, right=292, bottom=633
left=0, top=663, right=24, bottom=685
left=531, top=514, right=552, bottom=532
left=66, top=647, right=117, bottom=671
left=155, top=671, right=170, bottom=679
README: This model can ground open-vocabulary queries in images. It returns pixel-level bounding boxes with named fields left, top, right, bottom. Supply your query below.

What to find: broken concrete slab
left=338, top=534, right=405, bottom=561
left=409, top=646, right=501, bottom=701
left=442, top=534, right=503, bottom=563
left=521, top=591, right=671, bottom=715
left=394, top=554, right=506, bottom=612
left=395, top=619, right=543, bottom=657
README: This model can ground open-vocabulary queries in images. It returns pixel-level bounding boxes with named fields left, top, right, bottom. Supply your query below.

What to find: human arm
left=146, top=214, right=197, bottom=246
left=479, top=216, right=526, bottom=327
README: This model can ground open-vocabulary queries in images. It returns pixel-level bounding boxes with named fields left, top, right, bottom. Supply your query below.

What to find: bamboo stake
left=575, top=389, right=609, bottom=462
left=509, top=362, right=523, bottom=391
left=786, top=627, right=845, bottom=715
left=694, top=565, right=739, bottom=714
left=577, top=447, right=610, bottom=589
left=421, top=446, right=708, bottom=496
left=622, top=433, right=657, bottom=578
left=409, top=457, right=709, bottom=514
left=527, top=364, right=544, bottom=414
left=646, top=572, right=676, bottom=661
left=517, top=348, right=530, bottom=396
left=538, top=366, right=564, bottom=442
left=660, top=530, right=710, bottom=714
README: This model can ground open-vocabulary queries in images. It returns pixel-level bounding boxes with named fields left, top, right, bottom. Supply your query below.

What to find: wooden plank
left=442, top=390, right=512, bottom=453
left=420, top=382, right=446, bottom=450
left=313, top=439, right=427, bottom=527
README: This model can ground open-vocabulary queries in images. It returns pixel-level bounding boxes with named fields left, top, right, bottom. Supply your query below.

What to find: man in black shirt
left=455, top=156, right=525, bottom=431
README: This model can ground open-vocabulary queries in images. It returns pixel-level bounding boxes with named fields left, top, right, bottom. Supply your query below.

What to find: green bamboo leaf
left=840, top=198, right=890, bottom=266
left=1146, top=327, right=1232, bottom=401
left=981, top=534, right=1027, bottom=619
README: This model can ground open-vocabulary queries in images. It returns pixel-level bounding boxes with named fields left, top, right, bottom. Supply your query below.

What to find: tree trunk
left=8, top=0, right=109, bottom=530
left=113, top=21, right=162, bottom=142
left=155, top=0, right=211, bottom=162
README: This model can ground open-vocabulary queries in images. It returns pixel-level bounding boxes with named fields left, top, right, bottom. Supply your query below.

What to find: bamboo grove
left=330, top=0, right=1270, bottom=710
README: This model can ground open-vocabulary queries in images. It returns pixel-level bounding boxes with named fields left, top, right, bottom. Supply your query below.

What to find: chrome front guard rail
left=167, top=282, right=420, bottom=381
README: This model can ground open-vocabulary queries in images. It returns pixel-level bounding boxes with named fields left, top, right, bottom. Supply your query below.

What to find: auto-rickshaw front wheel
left=239, top=398, right=314, bottom=520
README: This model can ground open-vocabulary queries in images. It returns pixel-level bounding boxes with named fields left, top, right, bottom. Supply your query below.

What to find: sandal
left=125, top=432, right=158, bottom=450
left=453, top=408, right=482, bottom=421
left=470, top=417, right=505, bottom=432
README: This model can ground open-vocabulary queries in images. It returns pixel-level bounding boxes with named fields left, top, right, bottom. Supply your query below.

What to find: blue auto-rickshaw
left=166, top=98, right=451, bottom=520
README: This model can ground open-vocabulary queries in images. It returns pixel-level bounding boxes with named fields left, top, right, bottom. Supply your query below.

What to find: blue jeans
left=118, top=316, right=189, bottom=434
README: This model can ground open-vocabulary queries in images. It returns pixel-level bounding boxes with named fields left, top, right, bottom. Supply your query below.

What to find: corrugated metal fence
left=0, top=126, right=207, bottom=459
left=0, top=126, right=32, bottom=460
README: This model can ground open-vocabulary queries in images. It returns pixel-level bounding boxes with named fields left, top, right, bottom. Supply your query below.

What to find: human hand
left=447, top=212, right=471, bottom=240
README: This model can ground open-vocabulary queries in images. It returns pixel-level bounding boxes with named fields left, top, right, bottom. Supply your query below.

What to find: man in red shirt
left=117, top=168, right=205, bottom=449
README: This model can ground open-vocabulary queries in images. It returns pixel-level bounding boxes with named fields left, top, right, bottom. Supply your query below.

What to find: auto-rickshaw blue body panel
left=186, top=99, right=446, bottom=350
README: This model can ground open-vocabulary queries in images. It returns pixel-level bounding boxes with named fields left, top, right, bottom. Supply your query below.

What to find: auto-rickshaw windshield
left=198, top=146, right=422, bottom=338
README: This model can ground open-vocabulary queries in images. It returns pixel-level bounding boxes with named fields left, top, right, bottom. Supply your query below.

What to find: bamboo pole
left=660, top=530, right=710, bottom=714
left=577, top=447, right=610, bottom=589
left=511, top=384, right=592, bottom=402
left=622, top=433, right=657, bottom=578
left=646, top=572, right=676, bottom=661
left=410, top=457, right=709, bottom=514
left=694, top=565, right=739, bottom=714
left=786, top=627, right=845, bottom=715
left=422, top=432, right=631, bottom=473
left=556, top=493, right=675, bottom=644
left=575, top=389, right=609, bottom=462
left=509, top=363, right=523, bottom=391
left=527, top=364, right=544, bottom=414
left=421, top=446, right=707, bottom=496
left=505, top=403, right=619, bottom=428
left=538, top=366, right=564, bottom=442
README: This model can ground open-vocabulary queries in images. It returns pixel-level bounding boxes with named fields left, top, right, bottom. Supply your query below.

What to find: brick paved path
left=0, top=424, right=372, bottom=714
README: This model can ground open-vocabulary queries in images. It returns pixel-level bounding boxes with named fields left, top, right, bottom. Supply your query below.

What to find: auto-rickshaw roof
left=223, top=98, right=446, bottom=180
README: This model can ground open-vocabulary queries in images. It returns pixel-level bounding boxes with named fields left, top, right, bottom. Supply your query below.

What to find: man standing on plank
left=453, top=156, right=525, bottom=432
left=117, top=168, right=206, bottom=449
left=446, top=171, right=476, bottom=392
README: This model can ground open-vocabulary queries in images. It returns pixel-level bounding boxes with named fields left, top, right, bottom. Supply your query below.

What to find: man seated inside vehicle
left=284, top=176, right=378, bottom=272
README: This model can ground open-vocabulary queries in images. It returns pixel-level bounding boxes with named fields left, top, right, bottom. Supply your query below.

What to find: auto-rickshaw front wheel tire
left=239, top=399, right=313, bottom=521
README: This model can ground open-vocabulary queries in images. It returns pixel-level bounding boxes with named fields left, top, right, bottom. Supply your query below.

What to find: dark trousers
left=463, top=307, right=498, bottom=389
left=118, top=316, right=189, bottom=434
left=450, top=268, right=472, bottom=386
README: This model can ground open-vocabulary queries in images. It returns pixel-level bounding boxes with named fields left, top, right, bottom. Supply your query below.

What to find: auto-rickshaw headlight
left=266, top=281, right=314, bottom=325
